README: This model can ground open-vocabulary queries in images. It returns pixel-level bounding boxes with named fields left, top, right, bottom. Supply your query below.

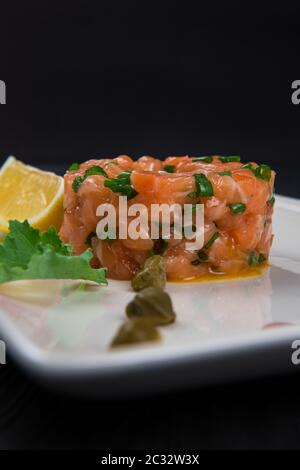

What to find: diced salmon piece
left=93, top=239, right=142, bottom=280
left=133, top=156, right=163, bottom=172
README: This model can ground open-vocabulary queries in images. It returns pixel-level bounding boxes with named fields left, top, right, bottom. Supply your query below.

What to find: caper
left=131, top=255, right=166, bottom=292
left=126, top=286, right=176, bottom=325
left=110, top=319, right=161, bottom=348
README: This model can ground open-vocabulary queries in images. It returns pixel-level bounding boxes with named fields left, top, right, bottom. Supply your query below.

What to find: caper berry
left=126, top=286, right=176, bottom=325
left=131, top=255, right=166, bottom=292
left=110, top=319, right=161, bottom=348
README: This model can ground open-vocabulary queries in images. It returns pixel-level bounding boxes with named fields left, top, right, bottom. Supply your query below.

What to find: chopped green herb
left=219, top=155, right=241, bottom=163
left=268, top=195, right=275, bottom=206
left=190, top=250, right=209, bottom=265
left=194, top=174, right=214, bottom=197
left=68, top=163, right=80, bottom=171
left=115, top=171, right=131, bottom=182
left=104, top=172, right=138, bottom=199
left=242, top=162, right=255, bottom=171
left=72, top=175, right=85, bottom=193
left=84, top=165, right=108, bottom=178
left=204, top=232, right=219, bottom=249
left=242, top=162, right=272, bottom=182
left=258, top=253, right=266, bottom=264
left=192, top=156, right=213, bottom=163
left=248, top=252, right=266, bottom=267
left=72, top=165, right=108, bottom=193
left=0, top=220, right=107, bottom=285
left=191, top=233, right=219, bottom=265
left=163, top=165, right=176, bottom=173
left=218, top=171, right=232, bottom=176
left=149, top=239, right=169, bottom=257
left=197, top=250, right=209, bottom=262
left=188, top=192, right=197, bottom=199
left=254, top=164, right=272, bottom=182
left=191, top=259, right=201, bottom=266
left=228, top=202, right=246, bottom=215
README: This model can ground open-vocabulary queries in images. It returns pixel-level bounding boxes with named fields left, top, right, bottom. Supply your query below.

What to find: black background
left=0, top=1, right=300, bottom=196
left=1, top=360, right=300, bottom=450
left=1, top=1, right=300, bottom=450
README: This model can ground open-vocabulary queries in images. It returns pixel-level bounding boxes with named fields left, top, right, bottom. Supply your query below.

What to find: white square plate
left=0, top=194, right=299, bottom=397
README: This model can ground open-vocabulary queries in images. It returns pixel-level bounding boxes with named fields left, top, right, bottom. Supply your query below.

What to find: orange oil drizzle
left=170, top=262, right=269, bottom=283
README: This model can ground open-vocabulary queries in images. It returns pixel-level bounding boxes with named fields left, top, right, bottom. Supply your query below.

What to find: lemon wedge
left=0, top=156, right=64, bottom=234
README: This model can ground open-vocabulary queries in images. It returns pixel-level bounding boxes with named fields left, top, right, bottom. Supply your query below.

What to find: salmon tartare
left=59, top=155, right=275, bottom=281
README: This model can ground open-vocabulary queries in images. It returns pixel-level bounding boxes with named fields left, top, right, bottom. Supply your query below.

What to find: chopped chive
left=84, top=165, right=108, bottom=178
left=72, top=175, right=85, bottom=193
left=188, top=192, right=197, bottom=199
left=114, top=171, right=132, bottom=183
left=104, top=172, right=138, bottom=199
left=219, top=155, right=241, bottom=163
left=258, top=253, right=266, bottom=263
left=163, top=164, right=176, bottom=173
left=197, top=250, right=209, bottom=262
left=242, top=162, right=255, bottom=171
left=268, top=195, right=275, bottom=206
left=248, top=252, right=266, bottom=266
left=204, top=232, right=219, bottom=249
left=124, top=187, right=138, bottom=199
left=242, top=162, right=272, bottom=182
left=192, top=156, right=213, bottom=163
left=254, top=164, right=271, bottom=182
left=191, top=259, right=201, bottom=266
left=194, top=174, right=214, bottom=197
left=228, top=202, right=246, bottom=215
left=191, top=246, right=211, bottom=265
left=248, top=252, right=256, bottom=266
left=72, top=165, right=108, bottom=193
left=68, top=162, right=80, bottom=171
left=149, top=239, right=169, bottom=256
left=258, top=253, right=267, bottom=264
left=218, top=171, right=232, bottom=176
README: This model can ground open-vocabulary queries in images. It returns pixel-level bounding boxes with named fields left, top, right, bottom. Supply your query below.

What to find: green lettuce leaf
left=0, top=220, right=107, bottom=285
